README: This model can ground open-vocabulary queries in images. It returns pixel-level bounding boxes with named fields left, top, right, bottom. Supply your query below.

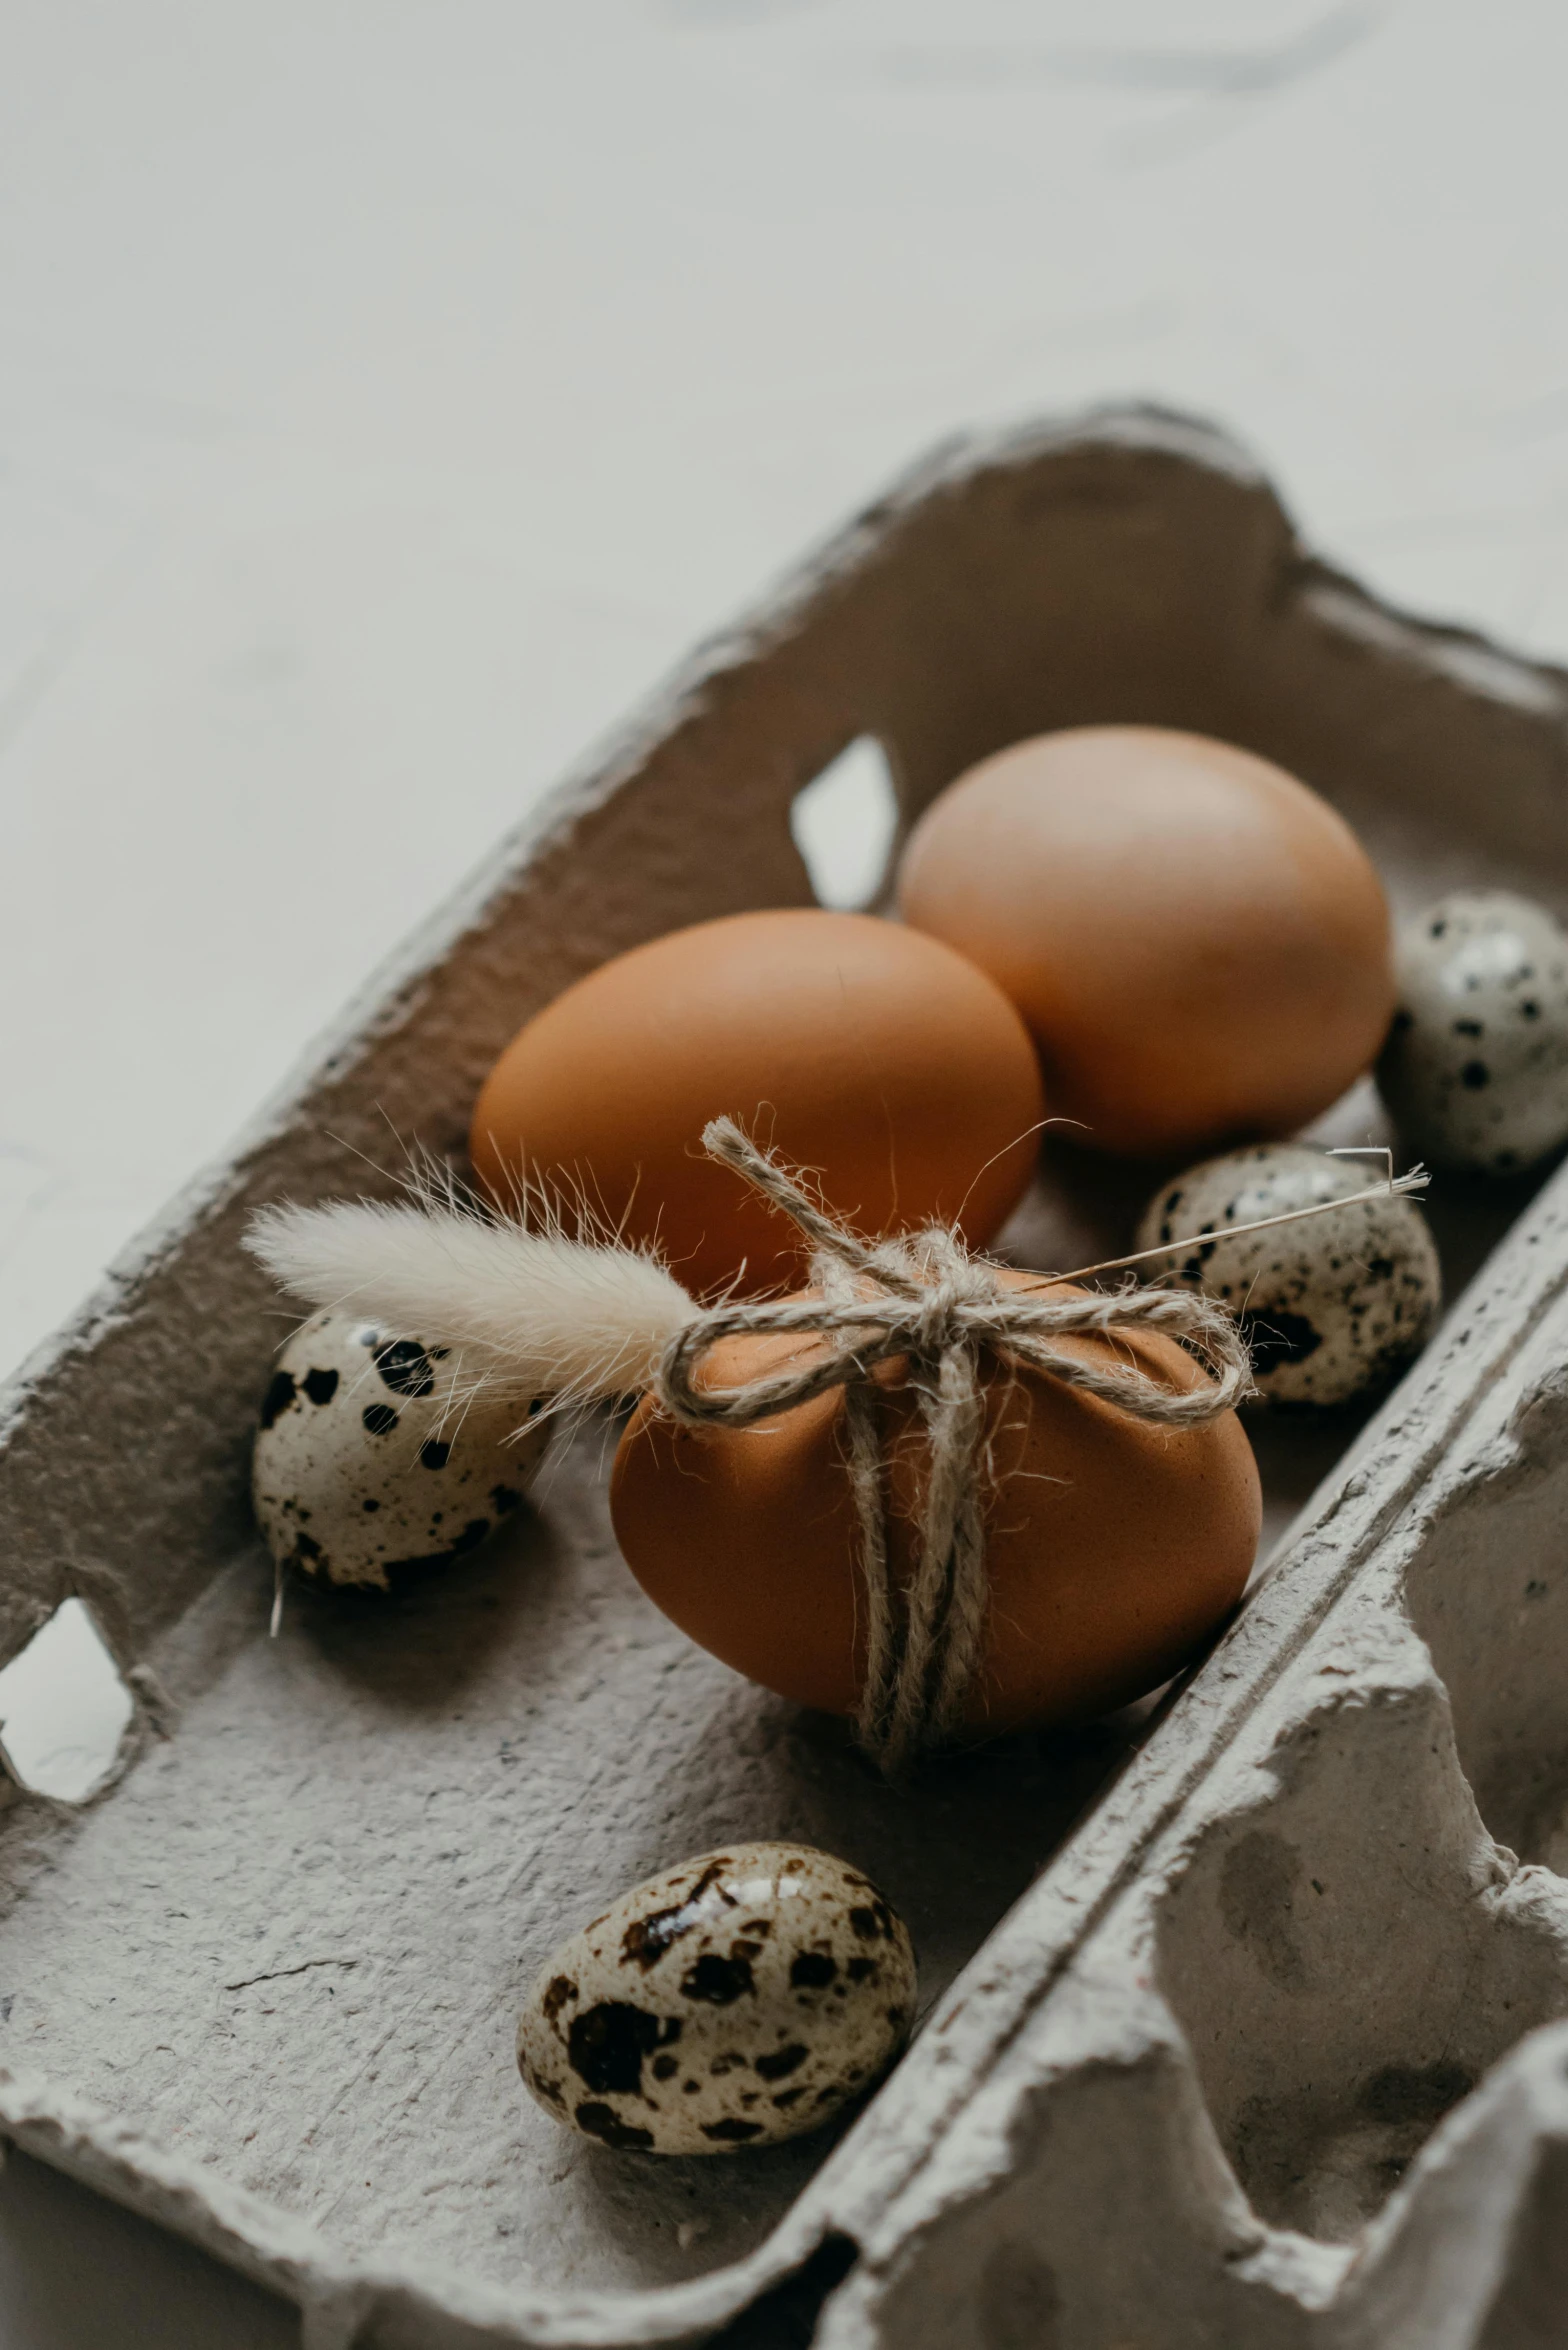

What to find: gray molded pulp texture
left=5, top=409, right=1568, bottom=2348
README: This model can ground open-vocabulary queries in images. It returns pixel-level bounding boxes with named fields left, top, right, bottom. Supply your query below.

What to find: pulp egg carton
left=2, top=408, right=1568, bottom=2350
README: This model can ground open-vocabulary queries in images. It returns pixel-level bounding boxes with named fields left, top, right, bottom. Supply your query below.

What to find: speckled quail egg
left=517, top=1842, right=916, bottom=2154
left=253, top=1312, right=547, bottom=1590
left=1134, top=1145, right=1441, bottom=1408
left=1376, top=890, right=1568, bottom=1174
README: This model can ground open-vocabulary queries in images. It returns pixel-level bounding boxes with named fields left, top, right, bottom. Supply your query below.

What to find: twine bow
left=652, top=1119, right=1254, bottom=1778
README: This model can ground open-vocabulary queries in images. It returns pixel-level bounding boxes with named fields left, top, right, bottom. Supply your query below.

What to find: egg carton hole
left=0, top=1598, right=134, bottom=1806
left=1153, top=1652, right=1568, bottom=2246
left=1405, top=1404, right=1568, bottom=1876
left=789, top=736, right=900, bottom=913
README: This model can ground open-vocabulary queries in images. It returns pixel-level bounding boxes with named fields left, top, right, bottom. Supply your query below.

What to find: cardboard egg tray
left=3, top=407, right=1568, bottom=2349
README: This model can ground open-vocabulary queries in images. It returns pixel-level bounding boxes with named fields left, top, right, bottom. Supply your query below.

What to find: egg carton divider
left=4, top=406, right=1568, bottom=2345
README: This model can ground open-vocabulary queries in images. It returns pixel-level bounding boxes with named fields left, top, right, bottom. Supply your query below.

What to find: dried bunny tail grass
left=245, top=1195, right=700, bottom=1408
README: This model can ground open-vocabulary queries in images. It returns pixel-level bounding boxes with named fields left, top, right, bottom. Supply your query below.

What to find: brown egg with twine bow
left=250, top=1122, right=1271, bottom=1775
left=612, top=1280, right=1258, bottom=1763
left=608, top=1131, right=1263, bottom=1771
left=612, top=1136, right=1429, bottom=1765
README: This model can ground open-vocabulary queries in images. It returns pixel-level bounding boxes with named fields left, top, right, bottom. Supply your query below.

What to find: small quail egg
left=1134, top=1145, right=1441, bottom=1408
left=1377, top=890, right=1568, bottom=1173
left=253, top=1312, right=547, bottom=1590
left=517, top=1842, right=916, bottom=2154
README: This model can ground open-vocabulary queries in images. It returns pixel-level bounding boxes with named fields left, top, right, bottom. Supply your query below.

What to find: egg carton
left=3, top=406, right=1568, bottom=2350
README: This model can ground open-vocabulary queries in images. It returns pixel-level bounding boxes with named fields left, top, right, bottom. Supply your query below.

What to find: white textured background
left=3, top=2, right=1565, bottom=2339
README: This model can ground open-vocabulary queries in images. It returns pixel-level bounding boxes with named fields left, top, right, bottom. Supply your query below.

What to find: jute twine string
left=653, top=1118, right=1255, bottom=1779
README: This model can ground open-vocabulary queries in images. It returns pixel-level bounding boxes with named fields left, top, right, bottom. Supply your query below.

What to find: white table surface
left=4, top=2, right=1567, bottom=2339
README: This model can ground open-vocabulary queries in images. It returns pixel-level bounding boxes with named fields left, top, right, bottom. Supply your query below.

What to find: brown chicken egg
left=471, top=909, right=1045, bottom=1300
left=896, top=726, right=1395, bottom=1158
left=610, top=1272, right=1261, bottom=1735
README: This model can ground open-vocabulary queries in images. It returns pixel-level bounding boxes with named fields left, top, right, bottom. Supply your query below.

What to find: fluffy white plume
left=246, top=1199, right=699, bottom=1404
